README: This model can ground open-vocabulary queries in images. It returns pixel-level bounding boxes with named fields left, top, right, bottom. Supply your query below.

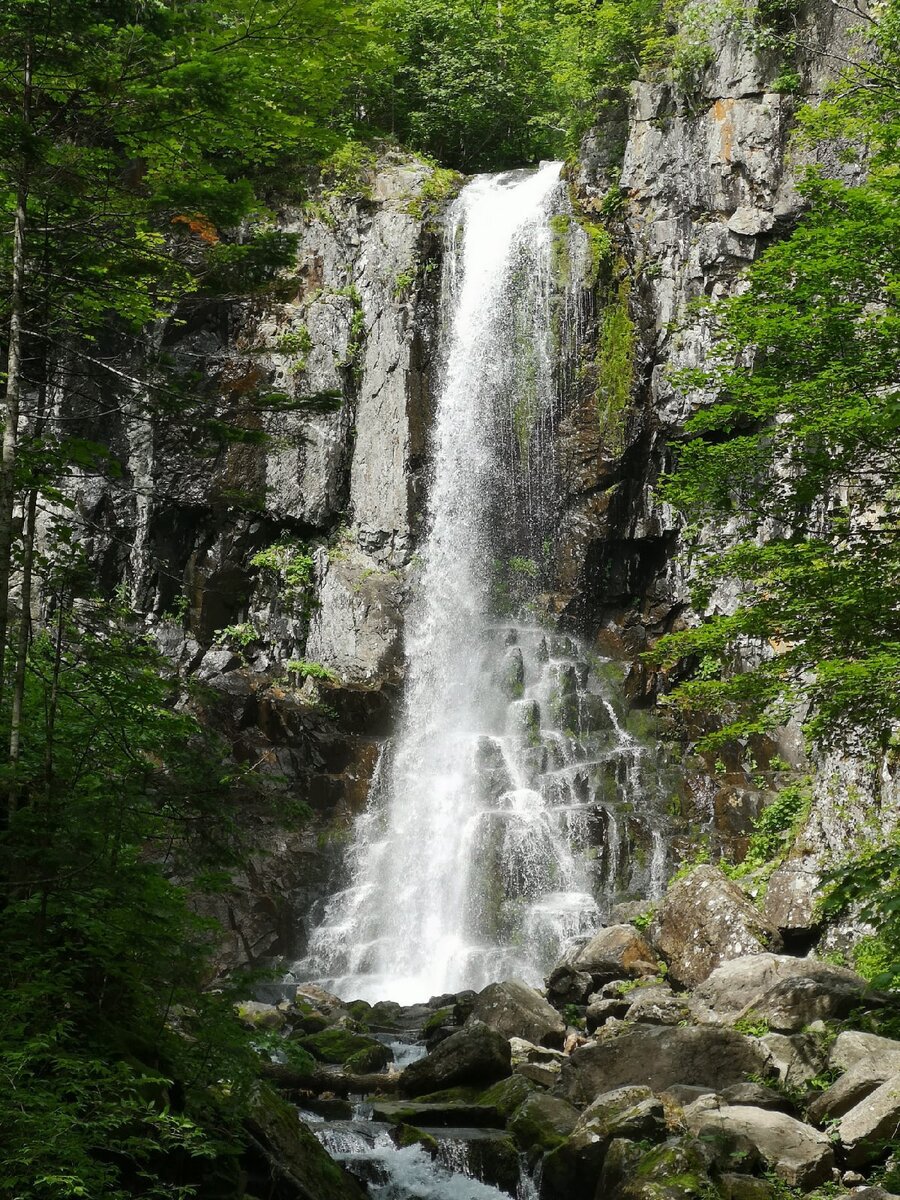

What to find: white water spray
left=301, top=165, right=667, bottom=1003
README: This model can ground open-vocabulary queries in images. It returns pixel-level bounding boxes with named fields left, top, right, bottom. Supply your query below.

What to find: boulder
left=399, top=1020, right=511, bottom=1097
left=469, top=978, right=566, bottom=1048
left=586, top=996, right=631, bottom=1031
left=763, top=862, right=821, bottom=937
left=760, top=1033, right=827, bottom=1090
left=546, top=962, right=593, bottom=1005
left=690, top=953, right=869, bottom=1031
left=297, top=1028, right=392, bottom=1070
left=246, top=1085, right=366, bottom=1200
left=436, top=1128, right=520, bottom=1194
left=650, top=866, right=781, bottom=988
left=836, top=1074, right=900, bottom=1166
left=808, top=1062, right=897, bottom=1125
left=574, top=925, right=656, bottom=982
left=477, top=1074, right=538, bottom=1119
left=602, top=1135, right=713, bottom=1200
left=508, top=1092, right=580, bottom=1155
left=236, top=1000, right=287, bottom=1030
left=371, top=1097, right=502, bottom=1127
left=684, top=1104, right=834, bottom=1188
left=541, top=1086, right=666, bottom=1200
left=720, top=1082, right=791, bottom=1111
left=829, top=1030, right=900, bottom=1075
left=624, top=984, right=690, bottom=1026
left=556, top=1023, right=770, bottom=1107
left=516, top=1060, right=562, bottom=1088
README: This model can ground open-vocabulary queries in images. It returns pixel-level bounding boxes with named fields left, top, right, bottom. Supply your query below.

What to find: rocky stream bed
left=238, top=864, right=900, bottom=1200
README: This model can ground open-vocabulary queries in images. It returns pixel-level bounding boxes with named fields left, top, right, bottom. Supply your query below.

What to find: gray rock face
left=469, top=978, right=566, bottom=1049
left=837, top=1076, right=900, bottom=1166
left=808, top=1063, right=897, bottom=1126
left=760, top=1033, right=827, bottom=1091
left=690, top=953, right=870, bottom=1030
left=650, top=866, right=782, bottom=988
left=829, top=1030, right=900, bottom=1075
left=399, top=1019, right=511, bottom=1097
left=684, top=1104, right=834, bottom=1188
left=556, top=1023, right=770, bottom=1106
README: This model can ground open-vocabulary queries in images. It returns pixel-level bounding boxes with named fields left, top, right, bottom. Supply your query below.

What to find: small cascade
left=297, top=163, right=671, bottom=1005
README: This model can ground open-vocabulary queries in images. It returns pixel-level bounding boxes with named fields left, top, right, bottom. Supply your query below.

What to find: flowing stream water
left=298, top=164, right=670, bottom=1010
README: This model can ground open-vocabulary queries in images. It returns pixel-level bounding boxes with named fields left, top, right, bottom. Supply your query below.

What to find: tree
left=647, top=0, right=900, bottom=755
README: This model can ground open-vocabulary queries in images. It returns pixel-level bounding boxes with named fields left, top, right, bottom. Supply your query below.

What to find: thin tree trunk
left=0, top=38, right=33, bottom=722
left=7, top=485, right=38, bottom=817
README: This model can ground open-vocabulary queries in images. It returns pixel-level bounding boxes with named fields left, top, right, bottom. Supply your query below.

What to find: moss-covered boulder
left=541, top=1086, right=666, bottom=1200
left=236, top=1000, right=287, bottom=1030
left=477, top=1074, right=537, bottom=1120
left=298, top=1027, right=392, bottom=1070
left=399, top=1020, right=511, bottom=1096
left=245, top=1085, right=366, bottom=1200
left=607, top=1138, right=715, bottom=1200
left=392, top=1123, right=439, bottom=1153
left=509, top=1093, right=580, bottom=1157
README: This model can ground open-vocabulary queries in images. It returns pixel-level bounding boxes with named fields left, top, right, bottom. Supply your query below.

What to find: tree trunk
left=0, top=38, right=33, bottom=720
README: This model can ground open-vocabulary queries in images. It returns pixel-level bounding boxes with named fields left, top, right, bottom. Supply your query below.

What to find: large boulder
left=836, top=1075, right=900, bottom=1166
left=624, top=983, right=691, bottom=1026
left=690, top=953, right=870, bottom=1031
left=574, top=925, right=656, bottom=982
left=829, top=1030, right=900, bottom=1075
left=684, top=1104, right=834, bottom=1188
left=556, top=1024, right=770, bottom=1107
left=297, top=1027, right=393, bottom=1071
left=650, top=866, right=781, bottom=988
left=759, top=1033, right=827, bottom=1090
left=808, top=1062, right=897, bottom=1125
left=508, top=1092, right=580, bottom=1156
left=541, top=1086, right=666, bottom=1200
left=469, top=978, right=566, bottom=1048
left=604, top=1137, right=718, bottom=1200
left=399, top=1020, right=511, bottom=1097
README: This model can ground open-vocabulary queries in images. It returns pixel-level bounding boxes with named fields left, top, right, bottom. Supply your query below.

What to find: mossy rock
left=414, top=1085, right=483, bottom=1105
left=477, top=1074, right=537, bottom=1120
left=422, top=1006, right=455, bottom=1038
left=509, top=1093, right=580, bottom=1155
left=246, top=1085, right=365, bottom=1200
left=290, top=1000, right=332, bottom=1035
left=345, top=999, right=373, bottom=1027
left=345, top=1042, right=392, bottom=1073
left=298, top=1027, right=390, bottom=1067
left=394, top=1123, right=439, bottom=1153
left=279, top=1042, right=317, bottom=1077
left=618, top=1139, right=715, bottom=1200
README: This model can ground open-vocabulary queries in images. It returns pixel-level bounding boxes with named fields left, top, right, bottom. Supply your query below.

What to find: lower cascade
left=298, top=163, right=670, bottom=1006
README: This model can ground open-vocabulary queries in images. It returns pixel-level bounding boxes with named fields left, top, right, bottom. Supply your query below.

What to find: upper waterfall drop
left=300, top=164, right=668, bottom=1005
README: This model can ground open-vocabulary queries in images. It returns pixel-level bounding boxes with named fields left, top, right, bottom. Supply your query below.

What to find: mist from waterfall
left=300, top=165, right=668, bottom=1004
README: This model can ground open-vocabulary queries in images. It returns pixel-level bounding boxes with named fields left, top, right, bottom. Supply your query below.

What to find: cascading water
left=300, top=164, right=669, bottom=1005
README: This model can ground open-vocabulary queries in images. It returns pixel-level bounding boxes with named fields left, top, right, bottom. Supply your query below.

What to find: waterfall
left=300, top=165, right=668, bottom=1004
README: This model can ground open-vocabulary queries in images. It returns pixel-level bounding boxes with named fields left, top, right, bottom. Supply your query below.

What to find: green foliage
left=733, top=1012, right=770, bottom=1037
left=0, top=610, right=270, bottom=1198
left=509, top=556, right=540, bottom=578
left=286, top=658, right=339, bottom=683
left=596, top=277, right=636, bottom=451
left=251, top=540, right=315, bottom=602
left=728, top=782, right=811, bottom=877
left=362, top=0, right=667, bottom=168
left=215, top=621, right=258, bottom=651
left=648, top=0, right=900, bottom=755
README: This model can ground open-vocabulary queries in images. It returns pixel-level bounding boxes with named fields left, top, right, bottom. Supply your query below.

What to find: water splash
left=300, top=165, right=668, bottom=1004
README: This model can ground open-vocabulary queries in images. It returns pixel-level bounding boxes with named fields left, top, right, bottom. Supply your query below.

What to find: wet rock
left=399, top=1020, right=511, bottom=1097
left=477, top=1073, right=538, bottom=1119
left=469, top=978, right=566, bottom=1048
left=607, top=1137, right=717, bottom=1200
left=298, top=1027, right=393, bottom=1071
left=650, top=866, right=781, bottom=988
left=690, top=953, right=870, bottom=1031
left=246, top=1085, right=366, bottom=1200
left=541, top=1086, right=666, bottom=1200
left=437, top=1128, right=520, bottom=1194
left=557, top=1024, right=770, bottom=1106
left=498, top=646, right=525, bottom=699
left=574, top=924, right=656, bottom=982
left=370, top=1097, right=502, bottom=1128
left=836, top=1075, right=900, bottom=1166
left=684, top=1104, right=834, bottom=1188
left=236, top=1000, right=288, bottom=1030
left=509, top=1093, right=580, bottom=1156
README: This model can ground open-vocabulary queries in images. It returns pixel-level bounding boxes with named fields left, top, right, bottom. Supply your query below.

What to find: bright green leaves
left=651, top=4, right=900, bottom=753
